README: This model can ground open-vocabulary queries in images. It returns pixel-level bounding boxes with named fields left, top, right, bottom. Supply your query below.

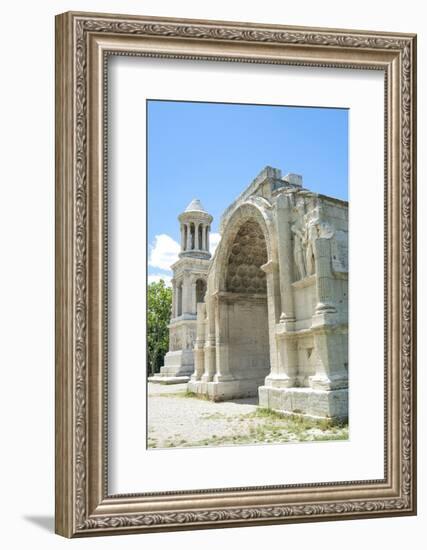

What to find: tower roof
left=185, top=198, right=206, bottom=213
left=179, top=198, right=213, bottom=224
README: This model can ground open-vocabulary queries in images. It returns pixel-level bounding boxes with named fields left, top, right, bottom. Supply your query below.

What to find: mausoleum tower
left=150, top=199, right=213, bottom=383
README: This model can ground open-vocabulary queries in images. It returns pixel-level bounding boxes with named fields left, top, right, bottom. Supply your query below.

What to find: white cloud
left=148, top=234, right=180, bottom=271
left=148, top=232, right=221, bottom=277
left=210, top=232, right=221, bottom=255
left=148, top=273, right=172, bottom=287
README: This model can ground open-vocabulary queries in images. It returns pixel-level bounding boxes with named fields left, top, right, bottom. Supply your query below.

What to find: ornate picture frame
left=55, top=11, right=417, bottom=537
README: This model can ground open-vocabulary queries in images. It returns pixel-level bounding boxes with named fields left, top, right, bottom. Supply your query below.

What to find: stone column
left=180, top=225, right=185, bottom=251
left=190, top=280, right=197, bottom=314
left=260, top=261, right=280, bottom=375
left=262, top=261, right=297, bottom=388
left=202, top=224, right=206, bottom=250
left=202, top=296, right=216, bottom=382
left=314, top=238, right=337, bottom=315
left=171, top=278, right=176, bottom=319
left=191, top=302, right=206, bottom=381
left=181, top=273, right=188, bottom=315
left=309, top=237, right=346, bottom=391
left=206, top=226, right=210, bottom=253
left=186, top=223, right=191, bottom=251
left=177, top=283, right=183, bottom=317
left=213, top=296, right=233, bottom=382
left=275, top=193, right=296, bottom=324
left=195, top=223, right=200, bottom=250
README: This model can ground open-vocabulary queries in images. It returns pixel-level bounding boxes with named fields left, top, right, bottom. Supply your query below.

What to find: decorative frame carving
left=55, top=11, right=416, bottom=537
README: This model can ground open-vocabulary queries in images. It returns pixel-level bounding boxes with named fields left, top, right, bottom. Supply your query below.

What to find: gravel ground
left=147, top=383, right=348, bottom=449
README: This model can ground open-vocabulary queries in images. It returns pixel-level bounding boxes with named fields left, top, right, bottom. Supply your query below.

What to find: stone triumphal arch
left=154, top=167, right=348, bottom=420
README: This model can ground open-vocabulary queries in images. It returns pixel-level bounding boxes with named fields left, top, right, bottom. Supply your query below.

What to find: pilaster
left=275, top=193, right=296, bottom=323
left=202, top=297, right=216, bottom=382
left=313, top=237, right=337, bottom=316
left=191, top=302, right=206, bottom=381
left=213, top=295, right=233, bottom=382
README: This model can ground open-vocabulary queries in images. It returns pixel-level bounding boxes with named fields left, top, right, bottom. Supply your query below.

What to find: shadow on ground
left=227, top=396, right=258, bottom=406
left=23, top=515, right=54, bottom=533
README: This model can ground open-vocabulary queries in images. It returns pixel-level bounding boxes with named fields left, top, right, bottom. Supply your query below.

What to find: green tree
left=147, top=280, right=172, bottom=376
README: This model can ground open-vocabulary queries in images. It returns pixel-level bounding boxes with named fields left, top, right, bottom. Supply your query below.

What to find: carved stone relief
left=291, top=199, right=347, bottom=280
left=185, top=329, right=196, bottom=350
left=169, top=330, right=182, bottom=352
left=225, top=220, right=267, bottom=293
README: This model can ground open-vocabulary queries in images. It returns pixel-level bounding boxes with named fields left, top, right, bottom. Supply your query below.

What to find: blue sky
left=147, top=100, right=348, bottom=284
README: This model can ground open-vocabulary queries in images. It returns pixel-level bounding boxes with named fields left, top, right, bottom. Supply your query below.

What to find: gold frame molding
left=55, top=11, right=417, bottom=537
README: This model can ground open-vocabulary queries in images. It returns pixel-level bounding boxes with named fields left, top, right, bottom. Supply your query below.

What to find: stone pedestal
left=148, top=318, right=197, bottom=384
left=149, top=349, right=194, bottom=383
left=258, top=386, right=348, bottom=421
left=189, top=377, right=267, bottom=401
left=258, top=270, right=348, bottom=420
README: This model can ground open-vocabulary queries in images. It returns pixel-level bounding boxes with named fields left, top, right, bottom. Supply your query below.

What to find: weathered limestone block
left=309, top=329, right=348, bottom=391
left=259, top=386, right=348, bottom=421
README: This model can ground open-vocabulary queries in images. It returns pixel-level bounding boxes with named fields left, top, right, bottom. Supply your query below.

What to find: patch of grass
left=254, top=407, right=287, bottom=420
left=312, top=430, right=349, bottom=442
left=194, top=434, right=255, bottom=447
left=187, top=424, right=349, bottom=448
left=190, top=428, right=293, bottom=447
left=148, top=424, right=348, bottom=449
left=252, top=408, right=347, bottom=432
left=148, top=405, right=348, bottom=449
left=147, top=438, right=158, bottom=449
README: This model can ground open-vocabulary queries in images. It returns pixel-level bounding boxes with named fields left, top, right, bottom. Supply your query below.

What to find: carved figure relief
left=291, top=222, right=307, bottom=279
left=292, top=200, right=342, bottom=281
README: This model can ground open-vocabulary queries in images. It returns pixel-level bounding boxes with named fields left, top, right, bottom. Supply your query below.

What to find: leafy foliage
left=147, top=280, right=172, bottom=376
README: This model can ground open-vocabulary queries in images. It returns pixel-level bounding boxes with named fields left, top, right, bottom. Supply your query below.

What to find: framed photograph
left=55, top=11, right=417, bottom=537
